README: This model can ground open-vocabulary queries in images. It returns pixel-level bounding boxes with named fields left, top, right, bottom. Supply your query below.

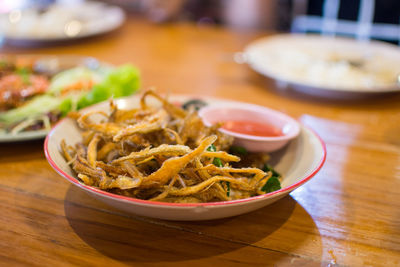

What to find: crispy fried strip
left=75, top=143, right=87, bottom=158
left=60, top=139, right=73, bottom=162
left=67, top=111, right=81, bottom=120
left=164, top=127, right=183, bottom=145
left=113, top=122, right=160, bottom=141
left=97, top=161, right=145, bottom=189
left=106, top=149, right=120, bottom=163
left=95, top=161, right=127, bottom=176
left=97, top=142, right=117, bottom=160
left=177, top=175, right=186, bottom=188
left=82, top=131, right=96, bottom=146
left=112, top=144, right=192, bottom=164
left=83, top=122, right=123, bottom=137
left=200, top=164, right=269, bottom=193
left=136, top=156, right=155, bottom=165
left=72, top=153, right=116, bottom=189
left=114, top=109, right=153, bottom=124
left=179, top=111, right=203, bottom=144
left=78, top=111, right=123, bottom=137
left=78, top=110, right=109, bottom=125
left=140, top=135, right=217, bottom=188
left=140, top=89, right=186, bottom=118
left=73, top=156, right=104, bottom=185
left=112, top=146, right=239, bottom=165
left=149, top=174, right=179, bottom=201
left=66, top=156, right=77, bottom=166
left=202, top=151, right=240, bottom=162
left=87, top=134, right=101, bottom=167
left=194, top=158, right=228, bottom=200
left=251, top=172, right=271, bottom=188
left=201, top=164, right=266, bottom=177
left=168, top=176, right=253, bottom=196
left=108, top=99, right=118, bottom=122
left=213, top=186, right=230, bottom=201
left=121, top=161, right=144, bottom=180
left=194, top=158, right=209, bottom=181
left=181, top=168, right=200, bottom=183
left=109, top=175, right=141, bottom=189
left=78, top=174, right=94, bottom=186
left=113, top=109, right=169, bottom=141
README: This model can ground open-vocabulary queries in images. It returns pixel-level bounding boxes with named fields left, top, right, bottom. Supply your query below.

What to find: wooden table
left=1, top=16, right=400, bottom=267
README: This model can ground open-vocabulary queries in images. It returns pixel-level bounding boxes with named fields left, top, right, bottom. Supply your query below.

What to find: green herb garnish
left=16, top=67, right=31, bottom=85
left=226, top=181, right=231, bottom=197
left=261, top=164, right=282, bottom=193
left=207, top=144, right=223, bottom=167
left=261, top=176, right=281, bottom=193
left=213, top=158, right=223, bottom=167
left=207, top=144, right=216, bottom=152
left=229, top=146, right=248, bottom=155
left=263, top=164, right=281, bottom=178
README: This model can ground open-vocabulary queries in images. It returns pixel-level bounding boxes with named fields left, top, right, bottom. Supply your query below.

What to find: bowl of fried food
left=45, top=90, right=326, bottom=220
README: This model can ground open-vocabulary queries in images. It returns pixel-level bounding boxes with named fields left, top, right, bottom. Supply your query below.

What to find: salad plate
left=244, top=34, right=400, bottom=98
left=0, top=55, right=140, bottom=142
left=45, top=94, right=326, bottom=221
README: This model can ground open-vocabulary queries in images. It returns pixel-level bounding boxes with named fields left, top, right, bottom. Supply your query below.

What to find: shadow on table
left=64, top=186, right=322, bottom=263
left=0, top=139, right=44, bottom=163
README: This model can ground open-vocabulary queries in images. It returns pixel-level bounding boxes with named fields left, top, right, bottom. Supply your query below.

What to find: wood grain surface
left=1, top=15, right=400, bottom=267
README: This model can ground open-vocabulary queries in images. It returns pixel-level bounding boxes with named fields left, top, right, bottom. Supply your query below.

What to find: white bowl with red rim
left=199, top=103, right=300, bottom=152
left=44, top=94, right=326, bottom=221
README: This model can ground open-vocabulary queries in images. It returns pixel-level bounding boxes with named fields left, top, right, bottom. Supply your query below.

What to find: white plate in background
left=244, top=34, right=400, bottom=98
left=0, top=1, right=125, bottom=44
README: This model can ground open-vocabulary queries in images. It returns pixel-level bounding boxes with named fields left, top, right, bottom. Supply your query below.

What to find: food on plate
left=0, top=59, right=140, bottom=134
left=268, top=48, right=399, bottom=89
left=60, top=90, right=282, bottom=203
left=0, top=71, right=49, bottom=111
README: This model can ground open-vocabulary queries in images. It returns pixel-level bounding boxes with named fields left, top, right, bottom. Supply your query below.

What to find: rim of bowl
left=44, top=118, right=326, bottom=208
left=198, top=103, right=301, bottom=142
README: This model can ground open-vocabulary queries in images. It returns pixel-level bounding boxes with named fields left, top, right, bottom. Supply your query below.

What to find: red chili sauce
left=221, top=120, right=283, bottom=137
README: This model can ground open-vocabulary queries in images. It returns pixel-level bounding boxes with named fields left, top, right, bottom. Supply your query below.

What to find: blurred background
left=1, top=0, right=399, bottom=45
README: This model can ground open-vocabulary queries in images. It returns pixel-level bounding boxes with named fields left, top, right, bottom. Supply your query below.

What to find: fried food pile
left=61, top=90, right=279, bottom=203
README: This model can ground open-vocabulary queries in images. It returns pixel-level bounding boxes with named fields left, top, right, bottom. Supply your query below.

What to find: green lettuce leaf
left=261, top=176, right=281, bottom=193
left=76, top=64, right=140, bottom=109
left=48, top=66, right=111, bottom=95
left=0, top=95, right=62, bottom=125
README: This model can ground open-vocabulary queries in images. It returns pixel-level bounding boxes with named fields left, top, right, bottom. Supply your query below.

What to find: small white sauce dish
left=199, top=102, right=300, bottom=152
